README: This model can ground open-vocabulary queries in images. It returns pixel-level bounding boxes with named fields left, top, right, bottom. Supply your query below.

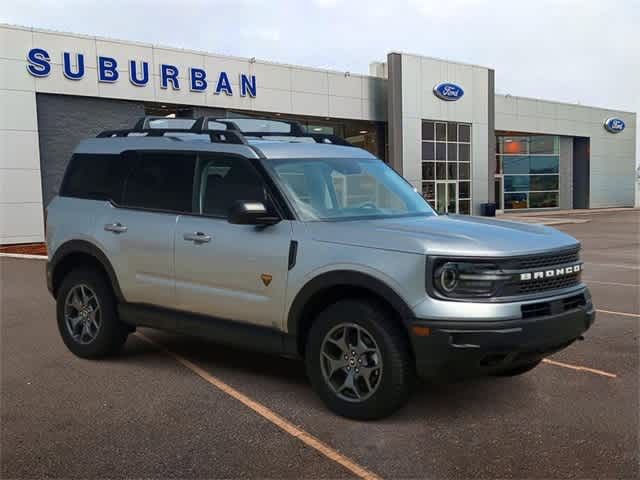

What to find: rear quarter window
left=60, top=154, right=130, bottom=202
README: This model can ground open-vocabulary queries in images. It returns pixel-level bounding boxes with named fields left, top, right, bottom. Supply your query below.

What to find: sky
left=2, top=0, right=638, bottom=166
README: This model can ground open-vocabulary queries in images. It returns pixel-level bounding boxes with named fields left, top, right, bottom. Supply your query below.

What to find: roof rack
left=96, top=116, right=246, bottom=144
left=96, top=115, right=354, bottom=147
left=217, top=117, right=353, bottom=146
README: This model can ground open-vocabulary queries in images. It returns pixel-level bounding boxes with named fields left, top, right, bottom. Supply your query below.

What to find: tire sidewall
left=56, top=268, right=126, bottom=358
left=306, top=299, right=412, bottom=420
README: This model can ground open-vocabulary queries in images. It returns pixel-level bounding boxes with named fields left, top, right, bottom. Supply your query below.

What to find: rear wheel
left=492, top=359, right=541, bottom=377
left=56, top=268, right=128, bottom=358
left=306, top=299, right=413, bottom=420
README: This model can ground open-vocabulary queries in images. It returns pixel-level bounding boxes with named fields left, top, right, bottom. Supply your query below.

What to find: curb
left=0, top=253, right=47, bottom=260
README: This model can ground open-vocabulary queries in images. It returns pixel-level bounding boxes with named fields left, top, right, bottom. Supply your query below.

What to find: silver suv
left=46, top=116, right=595, bottom=419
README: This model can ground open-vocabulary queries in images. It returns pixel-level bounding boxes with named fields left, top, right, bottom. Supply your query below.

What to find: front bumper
left=410, top=293, right=595, bottom=380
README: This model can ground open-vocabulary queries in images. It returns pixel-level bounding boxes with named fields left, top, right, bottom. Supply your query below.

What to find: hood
left=306, top=214, right=579, bottom=257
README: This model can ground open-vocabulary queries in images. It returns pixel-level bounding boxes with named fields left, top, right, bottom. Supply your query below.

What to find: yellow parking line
left=134, top=332, right=382, bottom=480
left=542, top=358, right=617, bottom=378
left=596, top=309, right=640, bottom=318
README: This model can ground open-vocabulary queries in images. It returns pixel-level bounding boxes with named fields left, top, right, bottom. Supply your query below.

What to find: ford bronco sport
left=46, top=116, right=595, bottom=419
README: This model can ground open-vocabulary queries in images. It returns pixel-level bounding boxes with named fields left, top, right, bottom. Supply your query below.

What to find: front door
left=173, top=153, right=292, bottom=329
left=435, top=181, right=457, bottom=214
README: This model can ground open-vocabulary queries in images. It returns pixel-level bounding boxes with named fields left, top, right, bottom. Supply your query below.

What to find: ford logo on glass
left=433, top=82, right=464, bottom=101
left=603, top=117, right=625, bottom=134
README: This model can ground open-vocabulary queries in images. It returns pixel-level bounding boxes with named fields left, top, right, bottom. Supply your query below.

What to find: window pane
left=435, top=142, right=446, bottom=160
left=435, top=123, right=447, bottom=141
left=530, top=175, right=559, bottom=191
left=530, top=155, right=559, bottom=174
left=458, top=124, right=471, bottom=142
left=447, top=163, right=457, bottom=180
left=422, top=181, right=435, bottom=199
left=458, top=143, right=470, bottom=161
left=499, top=136, right=528, bottom=154
left=61, top=153, right=130, bottom=202
left=422, top=162, right=435, bottom=180
left=123, top=153, right=195, bottom=212
left=199, top=156, right=269, bottom=216
left=459, top=181, right=470, bottom=198
left=422, top=121, right=435, bottom=141
left=502, top=156, right=530, bottom=174
left=458, top=199, right=471, bottom=215
left=447, top=122, right=458, bottom=141
left=459, top=163, right=470, bottom=180
left=529, top=191, right=558, bottom=208
left=504, top=175, right=530, bottom=192
left=447, top=143, right=457, bottom=161
left=422, top=141, right=435, bottom=160
left=529, top=136, right=558, bottom=154
left=504, top=193, right=528, bottom=209
left=436, top=162, right=446, bottom=180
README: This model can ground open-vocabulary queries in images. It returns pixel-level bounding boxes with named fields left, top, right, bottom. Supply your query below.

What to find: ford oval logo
left=604, top=117, right=625, bottom=133
left=433, top=82, right=464, bottom=101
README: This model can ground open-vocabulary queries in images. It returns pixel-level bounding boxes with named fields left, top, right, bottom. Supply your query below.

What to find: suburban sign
left=433, top=82, right=464, bottom=101
left=26, top=47, right=257, bottom=97
left=603, top=117, right=625, bottom=134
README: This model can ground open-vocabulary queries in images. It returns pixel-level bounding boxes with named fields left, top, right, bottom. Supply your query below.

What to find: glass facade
left=421, top=121, right=472, bottom=214
left=496, top=135, right=560, bottom=210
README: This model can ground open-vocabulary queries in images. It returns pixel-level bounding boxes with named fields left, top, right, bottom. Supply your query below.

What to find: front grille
left=518, top=272, right=581, bottom=294
left=499, top=247, right=582, bottom=297
left=503, top=246, right=580, bottom=271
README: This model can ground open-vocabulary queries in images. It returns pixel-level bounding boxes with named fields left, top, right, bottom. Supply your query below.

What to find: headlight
left=431, top=260, right=509, bottom=299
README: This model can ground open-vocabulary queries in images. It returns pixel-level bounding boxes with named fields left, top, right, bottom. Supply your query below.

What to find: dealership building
left=0, top=23, right=637, bottom=245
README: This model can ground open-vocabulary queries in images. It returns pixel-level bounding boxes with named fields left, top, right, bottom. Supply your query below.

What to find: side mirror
left=228, top=201, right=280, bottom=226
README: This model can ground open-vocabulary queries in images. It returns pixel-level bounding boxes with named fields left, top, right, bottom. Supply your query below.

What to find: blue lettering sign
left=24, top=48, right=259, bottom=98
left=26, top=48, right=51, bottom=77
left=160, top=64, right=180, bottom=90
left=215, top=71, right=233, bottom=95
left=62, top=52, right=85, bottom=80
left=98, top=56, right=119, bottom=83
left=129, top=60, right=149, bottom=87
left=240, top=74, right=256, bottom=97
left=190, top=68, right=207, bottom=92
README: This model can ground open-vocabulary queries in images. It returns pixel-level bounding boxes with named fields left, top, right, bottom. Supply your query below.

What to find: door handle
left=104, top=222, right=128, bottom=233
left=183, top=232, right=212, bottom=243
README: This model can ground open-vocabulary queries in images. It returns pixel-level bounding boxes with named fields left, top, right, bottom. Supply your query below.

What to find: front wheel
left=305, top=299, right=413, bottom=420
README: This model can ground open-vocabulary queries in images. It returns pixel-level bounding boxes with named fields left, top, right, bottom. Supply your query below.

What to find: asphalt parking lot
left=1, top=210, right=638, bottom=479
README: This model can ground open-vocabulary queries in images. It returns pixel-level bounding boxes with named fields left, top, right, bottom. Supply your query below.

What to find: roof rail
left=96, top=116, right=246, bottom=144
left=96, top=115, right=354, bottom=147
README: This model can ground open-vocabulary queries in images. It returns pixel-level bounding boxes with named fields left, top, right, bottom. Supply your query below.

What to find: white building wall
left=397, top=53, right=491, bottom=214
left=495, top=95, right=637, bottom=208
left=0, top=25, right=44, bottom=244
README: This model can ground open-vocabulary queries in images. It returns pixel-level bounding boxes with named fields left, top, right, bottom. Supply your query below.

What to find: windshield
left=265, top=157, right=435, bottom=221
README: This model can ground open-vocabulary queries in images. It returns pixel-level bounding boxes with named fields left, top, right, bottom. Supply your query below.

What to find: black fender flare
left=48, top=240, right=125, bottom=302
left=286, top=270, right=414, bottom=338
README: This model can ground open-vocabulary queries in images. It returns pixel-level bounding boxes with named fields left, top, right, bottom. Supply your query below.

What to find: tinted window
left=122, top=152, right=196, bottom=213
left=61, top=154, right=130, bottom=202
left=198, top=156, right=268, bottom=217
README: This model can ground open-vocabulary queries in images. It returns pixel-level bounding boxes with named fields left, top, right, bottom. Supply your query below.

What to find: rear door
left=96, top=151, right=196, bottom=308
left=174, top=153, right=293, bottom=329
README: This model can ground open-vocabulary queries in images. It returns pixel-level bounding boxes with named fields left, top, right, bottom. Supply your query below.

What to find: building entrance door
left=435, top=181, right=457, bottom=214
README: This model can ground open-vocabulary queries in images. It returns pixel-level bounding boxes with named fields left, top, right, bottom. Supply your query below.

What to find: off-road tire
left=305, top=299, right=413, bottom=420
left=56, top=268, right=129, bottom=358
